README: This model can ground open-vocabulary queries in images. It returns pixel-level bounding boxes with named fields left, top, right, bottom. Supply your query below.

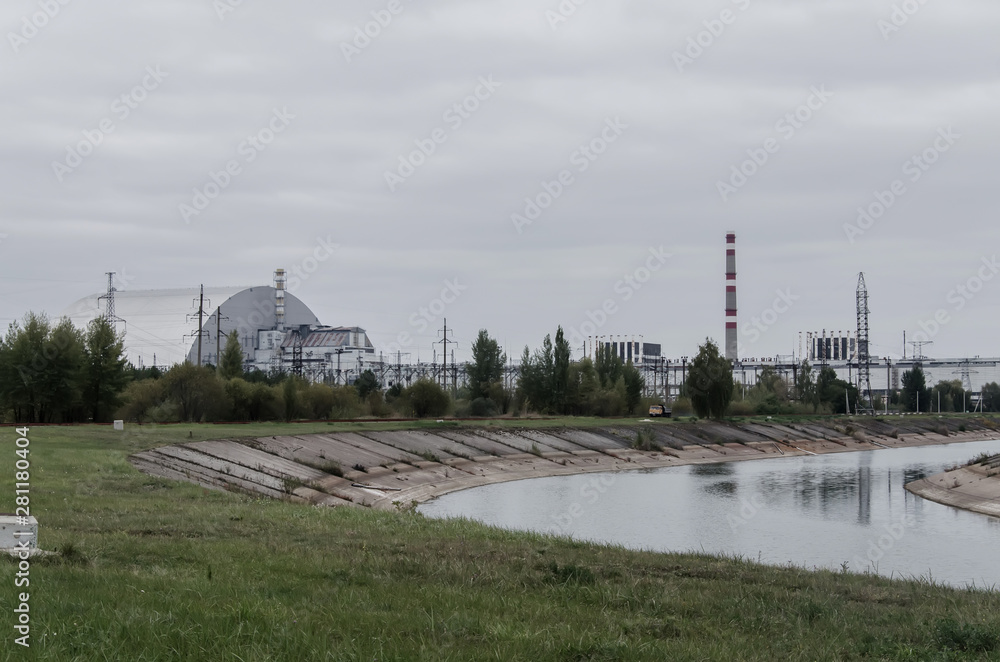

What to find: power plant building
left=801, top=331, right=856, bottom=362
left=63, top=270, right=374, bottom=381
left=583, top=336, right=661, bottom=365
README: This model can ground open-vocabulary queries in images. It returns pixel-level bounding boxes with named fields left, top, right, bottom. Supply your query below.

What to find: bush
left=587, top=388, right=626, bottom=417
left=404, top=379, right=450, bottom=418
left=670, top=397, right=693, bottom=416
left=726, top=400, right=755, bottom=417
left=116, top=379, right=165, bottom=423
left=328, top=385, right=362, bottom=419
left=469, top=397, right=499, bottom=418
left=301, top=383, right=336, bottom=420
left=367, top=391, right=391, bottom=418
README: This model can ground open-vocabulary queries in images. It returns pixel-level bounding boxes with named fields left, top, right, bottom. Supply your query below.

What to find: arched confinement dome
left=62, top=286, right=321, bottom=368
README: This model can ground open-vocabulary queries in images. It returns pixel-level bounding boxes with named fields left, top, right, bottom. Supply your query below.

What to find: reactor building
left=62, top=269, right=374, bottom=382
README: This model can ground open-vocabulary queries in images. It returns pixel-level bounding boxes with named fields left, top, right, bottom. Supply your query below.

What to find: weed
left=419, top=450, right=441, bottom=463
left=632, top=429, right=662, bottom=452
left=933, top=618, right=1000, bottom=652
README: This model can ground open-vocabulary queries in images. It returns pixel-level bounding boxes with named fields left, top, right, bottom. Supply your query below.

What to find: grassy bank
left=2, top=424, right=1000, bottom=661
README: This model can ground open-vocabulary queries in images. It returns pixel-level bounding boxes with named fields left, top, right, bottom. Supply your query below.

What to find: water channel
left=419, top=439, right=1000, bottom=589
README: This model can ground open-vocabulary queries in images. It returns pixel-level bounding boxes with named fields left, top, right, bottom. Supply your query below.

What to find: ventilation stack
left=725, top=233, right=738, bottom=362
left=274, top=268, right=286, bottom=331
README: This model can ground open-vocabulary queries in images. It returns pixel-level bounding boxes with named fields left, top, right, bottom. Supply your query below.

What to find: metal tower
left=856, top=273, right=875, bottom=414
left=97, top=272, right=126, bottom=333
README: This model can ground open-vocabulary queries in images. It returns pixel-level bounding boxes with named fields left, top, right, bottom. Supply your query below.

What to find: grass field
left=2, top=422, right=999, bottom=661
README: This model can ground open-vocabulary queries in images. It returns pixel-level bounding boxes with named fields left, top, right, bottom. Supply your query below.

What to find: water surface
left=420, top=439, right=1000, bottom=588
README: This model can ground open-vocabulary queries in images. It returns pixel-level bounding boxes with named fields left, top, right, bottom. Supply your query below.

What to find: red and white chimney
left=725, top=233, right=738, bottom=361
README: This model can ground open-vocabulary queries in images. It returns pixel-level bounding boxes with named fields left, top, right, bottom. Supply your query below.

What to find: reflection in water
left=858, top=461, right=871, bottom=526
left=691, top=463, right=735, bottom=477
left=421, top=439, right=1000, bottom=589
left=703, top=480, right=737, bottom=496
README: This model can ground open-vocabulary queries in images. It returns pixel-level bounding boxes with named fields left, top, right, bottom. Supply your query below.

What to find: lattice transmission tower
left=856, top=273, right=875, bottom=415
left=97, top=272, right=126, bottom=334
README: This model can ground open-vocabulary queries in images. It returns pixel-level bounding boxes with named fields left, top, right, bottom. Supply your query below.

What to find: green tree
left=283, top=377, right=300, bottom=421
left=219, top=330, right=244, bottom=380
left=518, top=336, right=554, bottom=413
left=354, top=369, right=380, bottom=400
left=0, top=313, right=89, bottom=423
left=161, top=362, right=228, bottom=422
left=82, top=317, right=128, bottom=422
left=622, top=361, right=645, bottom=415
left=405, top=378, right=450, bottom=418
left=901, top=365, right=932, bottom=413
left=815, top=366, right=857, bottom=414
left=595, top=344, right=624, bottom=389
left=551, top=327, right=571, bottom=414
left=980, top=382, right=1000, bottom=412
left=468, top=329, right=506, bottom=402
left=43, top=317, right=86, bottom=422
left=686, top=338, right=733, bottom=419
left=931, top=379, right=965, bottom=413
left=117, top=378, right=166, bottom=422
left=795, top=361, right=819, bottom=411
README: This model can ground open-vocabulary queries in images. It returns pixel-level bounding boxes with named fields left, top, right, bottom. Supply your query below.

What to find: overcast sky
left=2, top=0, right=998, bottom=365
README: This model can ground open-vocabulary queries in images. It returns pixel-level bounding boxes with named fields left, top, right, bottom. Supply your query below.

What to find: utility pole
left=215, top=306, right=230, bottom=368
left=197, top=286, right=204, bottom=367
left=886, top=357, right=891, bottom=414
left=185, top=286, right=210, bottom=367
left=437, top=318, right=456, bottom=391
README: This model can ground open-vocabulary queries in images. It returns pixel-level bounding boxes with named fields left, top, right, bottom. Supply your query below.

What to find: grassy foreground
left=1, top=424, right=999, bottom=661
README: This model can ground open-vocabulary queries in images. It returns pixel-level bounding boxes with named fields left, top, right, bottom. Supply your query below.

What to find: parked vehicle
left=648, top=404, right=671, bottom=418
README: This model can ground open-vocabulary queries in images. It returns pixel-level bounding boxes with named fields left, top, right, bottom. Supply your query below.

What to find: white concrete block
left=0, top=515, right=38, bottom=550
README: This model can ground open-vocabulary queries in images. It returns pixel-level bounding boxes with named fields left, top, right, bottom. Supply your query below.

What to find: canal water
left=419, top=439, right=1000, bottom=589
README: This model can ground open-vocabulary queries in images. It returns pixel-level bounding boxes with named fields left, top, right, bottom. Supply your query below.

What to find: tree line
left=2, top=311, right=998, bottom=423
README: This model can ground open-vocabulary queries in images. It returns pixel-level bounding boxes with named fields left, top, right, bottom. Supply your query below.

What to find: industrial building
left=63, top=270, right=374, bottom=382
left=800, top=330, right=857, bottom=362
left=583, top=336, right=661, bottom=366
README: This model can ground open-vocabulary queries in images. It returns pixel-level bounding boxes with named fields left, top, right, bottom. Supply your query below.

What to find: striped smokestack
left=725, top=232, right=737, bottom=361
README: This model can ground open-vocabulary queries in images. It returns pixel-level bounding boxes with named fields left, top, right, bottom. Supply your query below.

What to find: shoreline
left=128, top=420, right=1000, bottom=511
left=389, top=429, right=999, bottom=511
left=905, top=455, right=1000, bottom=519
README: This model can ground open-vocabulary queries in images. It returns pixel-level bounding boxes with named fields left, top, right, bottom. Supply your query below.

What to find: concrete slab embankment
left=905, top=454, right=1000, bottom=518
left=128, top=419, right=1000, bottom=511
